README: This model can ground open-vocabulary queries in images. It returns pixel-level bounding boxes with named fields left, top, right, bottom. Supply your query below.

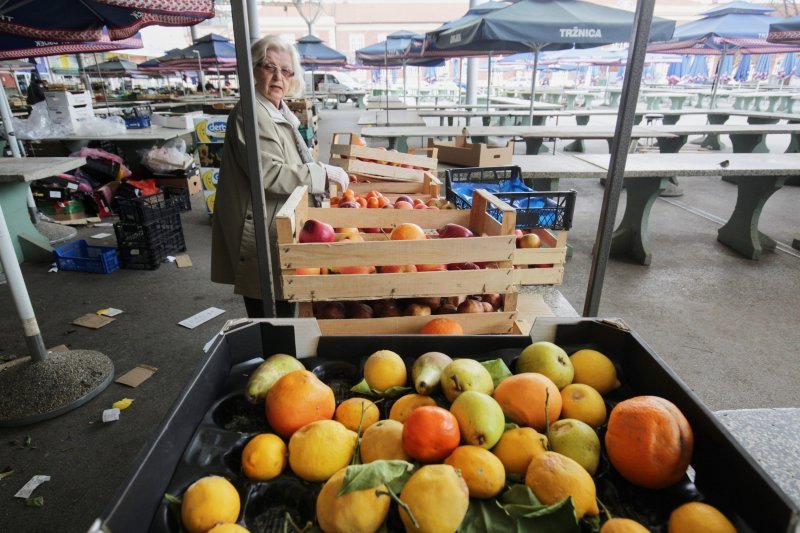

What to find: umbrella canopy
left=718, top=54, right=734, bottom=76
left=753, top=53, right=771, bottom=80
left=92, top=57, right=138, bottom=76
left=780, top=52, right=796, bottom=77
left=295, top=35, right=347, bottom=69
left=158, top=33, right=237, bottom=70
left=768, top=16, right=800, bottom=44
left=734, top=54, right=752, bottom=80
left=667, top=54, right=690, bottom=77
left=0, top=0, right=213, bottom=42
left=688, top=55, right=709, bottom=79
left=648, top=1, right=799, bottom=55
left=356, top=31, right=444, bottom=67
left=0, top=31, right=143, bottom=60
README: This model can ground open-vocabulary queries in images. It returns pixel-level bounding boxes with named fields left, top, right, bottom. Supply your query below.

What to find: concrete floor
left=0, top=102, right=798, bottom=532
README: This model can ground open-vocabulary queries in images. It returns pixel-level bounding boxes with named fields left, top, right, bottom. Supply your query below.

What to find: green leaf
left=349, top=379, right=412, bottom=399
left=25, top=496, right=44, bottom=507
left=481, top=359, right=513, bottom=388
left=462, top=486, right=580, bottom=533
left=500, top=484, right=541, bottom=507
left=503, top=422, right=520, bottom=432
left=164, top=493, right=182, bottom=505
left=0, top=469, right=13, bottom=481
left=338, top=460, right=414, bottom=496
left=580, top=514, right=602, bottom=532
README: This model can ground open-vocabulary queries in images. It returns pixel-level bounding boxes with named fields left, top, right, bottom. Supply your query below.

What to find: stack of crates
left=114, top=187, right=187, bottom=270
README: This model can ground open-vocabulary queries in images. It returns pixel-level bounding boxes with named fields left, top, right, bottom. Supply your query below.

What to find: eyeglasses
left=258, top=62, right=294, bottom=78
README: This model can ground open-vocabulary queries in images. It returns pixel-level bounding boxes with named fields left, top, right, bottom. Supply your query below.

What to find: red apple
left=416, top=264, right=447, bottom=272
left=514, top=229, right=524, bottom=248
left=437, top=223, right=474, bottom=239
left=378, top=265, right=418, bottom=273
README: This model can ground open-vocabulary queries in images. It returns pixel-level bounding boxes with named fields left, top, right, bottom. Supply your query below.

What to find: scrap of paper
left=89, top=233, right=112, bottom=239
left=179, top=307, right=226, bottom=329
left=102, top=409, right=120, bottom=423
left=14, top=475, right=50, bottom=499
left=112, top=398, right=134, bottom=410
left=97, top=308, right=123, bottom=317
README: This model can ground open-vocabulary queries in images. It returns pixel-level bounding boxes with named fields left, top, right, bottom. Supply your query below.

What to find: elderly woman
left=211, top=35, right=349, bottom=318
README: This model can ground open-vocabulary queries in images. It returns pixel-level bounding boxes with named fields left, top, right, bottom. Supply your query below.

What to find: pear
left=440, top=359, right=494, bottom=403
left=548, top=418, right=601, bottom=475
left=516, top=341, right=574, bottom=390
left=412, top=352, right=453, bottom=395
left=449, top=391, right=505, bottom=449
left=244, top=354, right=305, bottom=404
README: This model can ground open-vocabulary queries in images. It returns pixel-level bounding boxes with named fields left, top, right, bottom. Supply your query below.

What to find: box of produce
left=331, top=172, right=442, bottom=203
left=298, top=293, right=526, bottom=336
left=96, top=318, right=798, bottom=532
left=329, top=133, right=438, bottom=182
left=275, top=186, right=518, bottom=302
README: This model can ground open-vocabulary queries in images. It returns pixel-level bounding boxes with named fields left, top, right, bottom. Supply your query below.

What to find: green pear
left=548, top=418, right=601, bottom=475
left=244, top=353, right=305, bottom=404
left=412, top=352, right=453, bottom=395
left=449, top=391, right=505, bottom=449
left=516, top=341, right=574, bottom=389
left=440, top=359, right=494, bottom=403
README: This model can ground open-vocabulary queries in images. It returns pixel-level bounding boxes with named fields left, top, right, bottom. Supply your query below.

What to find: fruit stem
left=377, top=486, right=419, bottom=528
left=351, top=401, right=370, bottom=466
left=544, top=389, right=552, bottom=451
left=597, top=497, right=613, bottom=522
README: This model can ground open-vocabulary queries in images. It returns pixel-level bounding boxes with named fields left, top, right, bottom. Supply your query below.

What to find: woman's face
left=255, top=48, right=294, bottom=107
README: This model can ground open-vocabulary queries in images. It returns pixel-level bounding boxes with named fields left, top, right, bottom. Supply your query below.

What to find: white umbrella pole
left=403, top=61, right=407, bottom=102
left=528, top=47, right=540, bottom=124
left=486, top=52, right=492, bottom=111
left=384, top=40, right=389, bottom=124
left=458, top=58, right=464, bottom=104
left=0, top=85, right=36, bottom=221
left=710, top=48, right=726, bottom=109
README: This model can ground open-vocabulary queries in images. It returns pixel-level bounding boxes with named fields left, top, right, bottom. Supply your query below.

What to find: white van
left=303, top=71, right=365, bottom=104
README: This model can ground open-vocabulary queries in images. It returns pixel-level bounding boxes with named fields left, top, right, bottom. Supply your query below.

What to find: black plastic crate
left=446, top=166, right=576, bottom=230
left=97, top=319, right=798, bottom=533
left=162, top=185, right=191, bottom=212
left=116, top=231, right=186, bottom=270
left=114, top=214, right=183, bottom=249
left=115, top=190, right=181, bottom=224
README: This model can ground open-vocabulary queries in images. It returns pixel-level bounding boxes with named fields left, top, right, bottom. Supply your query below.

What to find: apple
left=299, top=219, right=335, bottom=243
left=336, top=233, right=364, bottom=243
left=413, top=203, right=427, bottom=209
left=437, top=223, right=474, bottom=239
left=395, top=195, right=414, bottom=205
left=338, top=201, right=360, bottom=209
left=416, top=264, right=447, bottom=272
left=457, top=299, right=484, bottom=313
left=447, top=262, right=481, bottom=270
left=519, top=233, right=542, bottom=249
left=337, top=227, right=360, bottom=238
left=378, top=265, right=418, bottom=274
left=361, top=227, right=382, bottom=233
left=514, top=229, right=524, bottom=248
left=339, top=265, right=376, bottom=275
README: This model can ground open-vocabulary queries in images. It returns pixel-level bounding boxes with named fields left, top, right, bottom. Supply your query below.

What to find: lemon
left=491, top=427, right=548, bottom=477
left=288, top=420, right=357, bottom=482
left=668, top=502, right=736, bottom=533
left=444, top=445, right=506, bottom=499
left=241, top=433, right=287, bottom=482
left=360, top=419, right=411, bottom=463
left=389, top=393, right=438, bottom=423
left=525, top=451, right=599, bottom=519
left=560, top=383, right=607, bottom=428
left=335, top=398, right=380, bottom=432
left=600, top=518, right=650, bottom=532
left=363, top=350, right=407, bottom=392
left=316, top=467, right=391, bottom=533
left=569, top=349, right=621, bottom=394
left=399, top=465, right=469, bottom=533
left=180, top=475, right=241, bottom=533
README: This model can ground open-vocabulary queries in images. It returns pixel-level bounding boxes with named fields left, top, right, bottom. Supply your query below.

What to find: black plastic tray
left=97, top=318, right=798, bottom=533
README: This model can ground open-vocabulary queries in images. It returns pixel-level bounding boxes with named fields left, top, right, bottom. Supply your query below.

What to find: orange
left=181, top=476, right=240, bottom=533
left=605, top=396, right=694, bottom=489
left=600, top=518, right=650, bottom=533
left=389, top=393, right=438, bottom=423
left=420, top=318, right=464, bottom=335
left=444, top=445, right=506, bottom=499
left=402, top=406, right=460, bottom=463
left=394, top=201, right=414, bottom=210
left=668, top=502, right=736, bottom=533
left=241, top=433, right=287, bottom=481
left=366, top=197, right=380, bottom=208
left=265, top=370, right=335, bottom=439
left=492, top=373, right=562, bottom=431
left=390, top=222, right=426, bottom=240
left=352, top=135, right=367, bottom=147
left=334, top=397, right=380, bottom=432
left=378, top=196, right=391, bottom=208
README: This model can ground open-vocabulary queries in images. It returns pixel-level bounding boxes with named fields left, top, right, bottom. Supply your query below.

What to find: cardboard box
left=48, top=105, right=93, bottom=128
left=153, top=175, right=201, bottom=196
left=202, top=189, right=215, bottom=215
left=44, top=90, right=92, bottom=109
left=151, top=111, right=202, bottom=130
left=200, top=167, right=219, bottom=192
left=428, top=136, right=513, bottom=167
left=193, top=116, right=227, bottom=143
left=97, top=318, right=799, bottom=533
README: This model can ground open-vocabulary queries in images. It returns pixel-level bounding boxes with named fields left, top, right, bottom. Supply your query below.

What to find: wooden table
left=0, top=157, right=86, bottom=263
left=575, top=153, right=800, bottom=263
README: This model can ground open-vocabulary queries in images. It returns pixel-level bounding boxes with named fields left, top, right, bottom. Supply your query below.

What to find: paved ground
left=0, top=101, right=798, bottom=532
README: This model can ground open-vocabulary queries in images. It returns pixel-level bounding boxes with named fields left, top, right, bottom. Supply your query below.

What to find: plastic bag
left=140, top=137, right=193, bottom=172
left=12, top=102, right=127, bottom=139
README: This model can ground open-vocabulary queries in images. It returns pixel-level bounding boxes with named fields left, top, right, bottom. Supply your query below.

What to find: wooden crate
left=297, top=302, right=529, bottom=336
left=513, top=228, right=569, bottom=285
left=332, top=172, right=442, bottom=200
left=276, top=186, right=518, bottom=302
left=329, top=132, right=438, bottom=182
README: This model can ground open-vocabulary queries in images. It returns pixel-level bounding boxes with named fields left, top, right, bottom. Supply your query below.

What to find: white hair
left=250, top=35, right=305, bottom=97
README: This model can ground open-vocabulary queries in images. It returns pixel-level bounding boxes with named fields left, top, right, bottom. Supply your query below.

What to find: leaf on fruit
left=482, top=359, right=512, bottom=388
left=462, top=485, right=579, bottom=532
left=338, top=460, right=414, bottom=496
left=350, top=379, right=412, bottom=398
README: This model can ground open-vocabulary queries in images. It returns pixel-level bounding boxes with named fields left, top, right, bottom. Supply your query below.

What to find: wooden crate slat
left=282, top=269, right=516, bottom=301
left=513, top=247, right=567, bottom=265
left=307, top=207, right=471, bottom=229
left=330, top=158, right=425, bottom=181
left=329, top=141, right=438, bottom=170
left=514, top=266, right=565, bottom=285
left=312, top=311, right=522, bottom=335
left=280, top=235, right=515, bottom=269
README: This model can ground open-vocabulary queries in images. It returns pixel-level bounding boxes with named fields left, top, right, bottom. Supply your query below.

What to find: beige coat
left=210, top=91, right=325, bottom=299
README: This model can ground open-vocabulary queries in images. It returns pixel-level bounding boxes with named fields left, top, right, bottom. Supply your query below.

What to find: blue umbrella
left=753, top=53, right=771, bottom=80
left=667, top=54, right=689, bottom=77
left=734, top=54, right=751, bottom=81
left=295, top=35, right=347, bottom=69
left=160, top=33, right=236, bottom=70
left=780, top=52, right=795, bottom=78
left=688, top=56, right=709, bottom=79
left=0, top=0, right=212, bottom=42
left=718, top=54, right=734, bottom=77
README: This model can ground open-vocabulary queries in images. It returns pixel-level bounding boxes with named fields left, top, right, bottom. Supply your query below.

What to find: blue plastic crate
left=124, top=116, right=151, bottom=129
left=53, top=240, right=119, bottom=274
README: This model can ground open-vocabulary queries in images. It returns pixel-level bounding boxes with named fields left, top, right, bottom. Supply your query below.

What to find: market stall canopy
left=647, top=1, right=799, bottom=55
left=92, top=57, right=139, bottom=76
left=356, top=31, right=445, bottom=67
left=768, top=16, right=800, bottom=44
left=0, top=0, right=213, bottom=41
left=158, top=33, right=236, bottom=70
left=0, top=31, right=143, bottom=60
left=295, top=34, right=347, bottom=69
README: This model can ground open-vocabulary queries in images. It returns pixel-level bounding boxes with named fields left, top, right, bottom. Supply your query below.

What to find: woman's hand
left=324, top=164, right=350, bottom=193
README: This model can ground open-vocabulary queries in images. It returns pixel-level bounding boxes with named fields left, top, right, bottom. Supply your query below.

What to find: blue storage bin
left=53, top=240, right=119, bottom=274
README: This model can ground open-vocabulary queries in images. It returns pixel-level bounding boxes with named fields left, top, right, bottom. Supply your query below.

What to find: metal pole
left=231, top=0, right=276, bottom=317
left=246, top=0, right=260, bottom=39
left=384, top=40, right=389, bottom=124
left=195, top=50, right=207, bottom=105
left=0, top=202, right=48, bottom=362
left=710, top=47, right=726, bottom=109
left=92, top=53, right=111, bottom=113
left=486, top=52, right=492, bottom=111
left=583, top=0, right=656, bottom=316
left=0, top=84, right=36, bottom=223
left=528, top=46, right=540, bottom=124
